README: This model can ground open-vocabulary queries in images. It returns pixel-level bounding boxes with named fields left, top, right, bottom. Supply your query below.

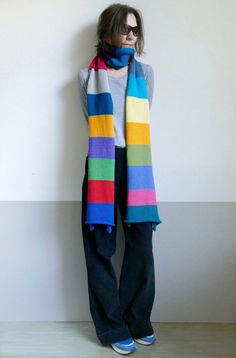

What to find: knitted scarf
left=84, top=41, right=162, bottom=233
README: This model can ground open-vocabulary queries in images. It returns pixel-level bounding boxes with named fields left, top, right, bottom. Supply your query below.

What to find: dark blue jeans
left=81, top=146, right=156, bottom=345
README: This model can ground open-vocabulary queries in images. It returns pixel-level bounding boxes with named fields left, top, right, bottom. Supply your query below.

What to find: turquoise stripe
left=124, top=205, right=161, bottom=224
left=126, top=73, right=148, bottom=99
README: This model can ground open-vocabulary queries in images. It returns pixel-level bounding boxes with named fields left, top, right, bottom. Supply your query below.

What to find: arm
left=78, top=69, right=88, bottom=123
left=145, top=65, right=154, bottom=109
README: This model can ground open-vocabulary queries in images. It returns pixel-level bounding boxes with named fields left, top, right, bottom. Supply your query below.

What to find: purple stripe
left=88, top=137, right=115, bottom=159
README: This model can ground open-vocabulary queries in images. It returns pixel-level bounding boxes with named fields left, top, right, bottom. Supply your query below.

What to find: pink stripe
left=127, top=189, right=157, bottom=206
left=89, top=56, right=107, bottom=70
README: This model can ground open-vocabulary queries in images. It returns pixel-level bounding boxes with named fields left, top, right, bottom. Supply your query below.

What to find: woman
left=78, top=3, right=162, bottom=355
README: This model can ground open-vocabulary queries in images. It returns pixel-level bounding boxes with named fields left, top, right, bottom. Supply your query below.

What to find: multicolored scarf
left=84, top=41, right=162, bottom=233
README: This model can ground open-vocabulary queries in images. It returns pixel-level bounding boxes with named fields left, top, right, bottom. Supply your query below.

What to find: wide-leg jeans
left=81, top=146, right=156, bottom=345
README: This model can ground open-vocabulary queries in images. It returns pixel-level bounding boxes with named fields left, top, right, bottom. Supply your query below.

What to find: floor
left=0, top=322, right=235, bottom=358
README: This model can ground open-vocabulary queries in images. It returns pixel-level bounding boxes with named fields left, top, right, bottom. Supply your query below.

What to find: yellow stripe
left=88, top=114, right=114, bottom=137
left=126, top=122, right=151, bottom=144
left=126, top=97, right=150, bottom=123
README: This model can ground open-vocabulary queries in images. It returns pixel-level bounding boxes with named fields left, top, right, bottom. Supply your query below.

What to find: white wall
left=0, top=1, right=235, bottom=322
left=1, top=0, right=235, bottom=201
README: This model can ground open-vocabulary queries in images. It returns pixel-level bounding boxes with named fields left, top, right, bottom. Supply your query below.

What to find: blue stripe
left=87, top=93, right=113, bottom=116
left=127, top=166, right=155, bottom=189
left=85, top=203, right=115, bottom=224
left=128, top=58, right=144, bottom=77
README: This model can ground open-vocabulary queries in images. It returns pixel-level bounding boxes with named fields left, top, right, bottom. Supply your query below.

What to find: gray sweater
left=78, top=62, right=154, bottom=148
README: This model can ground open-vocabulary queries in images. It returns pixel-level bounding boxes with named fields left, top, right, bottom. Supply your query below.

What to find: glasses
left=120, top=24, right=139, bottom=37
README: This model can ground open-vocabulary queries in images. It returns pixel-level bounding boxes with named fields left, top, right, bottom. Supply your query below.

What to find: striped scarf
left=84, top=42, right=162, bottom=233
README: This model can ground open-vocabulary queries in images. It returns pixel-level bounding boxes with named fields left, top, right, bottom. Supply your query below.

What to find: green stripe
left=88, top=157, right=115, bottom=180
left=127, top=145, right=152, bottom=165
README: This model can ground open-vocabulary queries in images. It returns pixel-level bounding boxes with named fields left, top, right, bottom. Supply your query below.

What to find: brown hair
left=94, top=3, right=146, bottom=58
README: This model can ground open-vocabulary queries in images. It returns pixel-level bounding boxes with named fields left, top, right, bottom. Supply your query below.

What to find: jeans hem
left=97, top=324, right=131, bottom=345
left=127, top=320, right=154, bottom=339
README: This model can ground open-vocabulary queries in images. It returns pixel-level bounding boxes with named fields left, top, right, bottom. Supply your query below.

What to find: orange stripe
left=88, top=114, right=114, bottom=137
left=126, top=122, right=150, bottom=145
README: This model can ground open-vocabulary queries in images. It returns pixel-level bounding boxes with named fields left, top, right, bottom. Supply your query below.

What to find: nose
left=127, top=30, right=135, bottom=38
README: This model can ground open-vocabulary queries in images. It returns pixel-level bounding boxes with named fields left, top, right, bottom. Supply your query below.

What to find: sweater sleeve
left=78, top=69, right=88, bottom=123
left=145, top=64, right=154, bottom=109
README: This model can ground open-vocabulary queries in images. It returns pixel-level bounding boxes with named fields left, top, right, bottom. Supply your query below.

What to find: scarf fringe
left=88, top=222, right=160, bottom=232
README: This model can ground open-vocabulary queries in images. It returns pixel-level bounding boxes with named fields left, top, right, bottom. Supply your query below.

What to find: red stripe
left=87, top=180, right=114, bottom=202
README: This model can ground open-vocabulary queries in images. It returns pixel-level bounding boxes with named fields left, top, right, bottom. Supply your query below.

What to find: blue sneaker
left=134, top=333, right=157, bottom=345
left=111, top=337, right=137, bottom=355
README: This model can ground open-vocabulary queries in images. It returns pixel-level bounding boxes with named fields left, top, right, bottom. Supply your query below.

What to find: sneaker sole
left=134, top=338, right=156, bottom=345
left=111, top=344, right=137, bottom=355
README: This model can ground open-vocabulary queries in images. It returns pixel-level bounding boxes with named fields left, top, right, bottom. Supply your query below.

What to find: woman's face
left=105, top=13, right=138, bottom=49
